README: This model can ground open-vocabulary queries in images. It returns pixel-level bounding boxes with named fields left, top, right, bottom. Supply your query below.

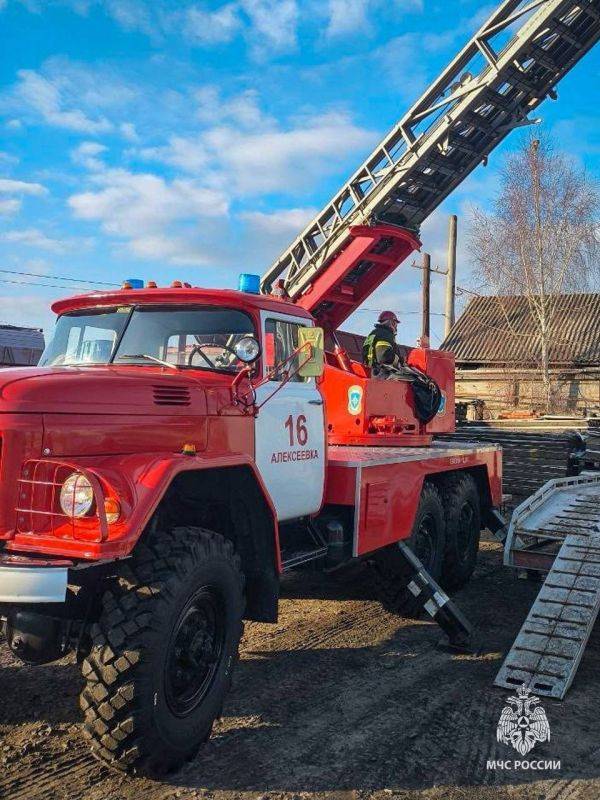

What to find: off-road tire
left=371, top=482, right=445, bottom=617
left=80, top=526, right=245, bottom=777
left=439, top=473, right=481, bottom=591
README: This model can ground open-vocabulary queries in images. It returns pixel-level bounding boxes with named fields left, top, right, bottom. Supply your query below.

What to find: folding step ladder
left=495, top=475, right=600, bottom=698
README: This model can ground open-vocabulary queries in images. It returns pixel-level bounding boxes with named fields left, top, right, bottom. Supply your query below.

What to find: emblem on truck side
left=348, top=385, right=363, bottom=415
left=497, top=685, right=550, bottom=756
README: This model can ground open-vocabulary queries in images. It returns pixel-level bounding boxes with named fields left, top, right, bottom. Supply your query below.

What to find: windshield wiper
left=117, top=354, right=180, bottom=370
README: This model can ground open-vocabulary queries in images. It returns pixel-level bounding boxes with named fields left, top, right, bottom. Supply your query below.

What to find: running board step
left=282, top=546, right=328, bottom=572
left=495, top=533, right=600, bottom=699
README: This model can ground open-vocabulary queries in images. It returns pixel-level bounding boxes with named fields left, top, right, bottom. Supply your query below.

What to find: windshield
left=40, top=306, right=256, bottom=372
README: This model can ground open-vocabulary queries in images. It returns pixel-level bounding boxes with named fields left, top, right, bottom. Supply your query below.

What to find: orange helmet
left=378, top=310, right=399, bottom=325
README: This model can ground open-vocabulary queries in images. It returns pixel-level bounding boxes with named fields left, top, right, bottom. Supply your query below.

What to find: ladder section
left=261, top=0, right=600, bottom=310
left=495, top=479, right=600, bottom=698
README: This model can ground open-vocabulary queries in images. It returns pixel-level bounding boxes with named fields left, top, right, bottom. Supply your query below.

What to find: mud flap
left=398, top=542, right=475, bottom=653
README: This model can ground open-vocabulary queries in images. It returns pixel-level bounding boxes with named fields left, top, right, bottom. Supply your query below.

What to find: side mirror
left=234, top=336, right=261, bottom=363
left=298, top=327, right=325, bottom=378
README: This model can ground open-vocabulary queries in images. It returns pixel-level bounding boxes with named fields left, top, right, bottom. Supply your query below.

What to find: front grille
left=152, top=385, right=191, bottom=407
left=16, top=460, right=108, bottom=542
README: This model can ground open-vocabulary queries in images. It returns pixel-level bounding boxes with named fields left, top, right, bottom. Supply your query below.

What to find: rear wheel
left=80, top=525, right=244, bottom=777
left=371, top=482, right=445, bottom=617
left=439, top=473, right=481, bottom=591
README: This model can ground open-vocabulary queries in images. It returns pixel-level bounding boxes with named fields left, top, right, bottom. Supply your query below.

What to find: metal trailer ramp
left=495, top=475, right=600, bottom=699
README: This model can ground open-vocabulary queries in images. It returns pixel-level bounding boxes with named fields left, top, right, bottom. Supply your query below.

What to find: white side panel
left=254, top=310, right=325, bottom=522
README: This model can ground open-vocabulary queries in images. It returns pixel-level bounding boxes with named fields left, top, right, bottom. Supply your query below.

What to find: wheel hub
left=165, top=587, right=225, bottom=717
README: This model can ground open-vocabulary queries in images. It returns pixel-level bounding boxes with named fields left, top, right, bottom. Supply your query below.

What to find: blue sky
left=0, top=0, right=598, bottom=345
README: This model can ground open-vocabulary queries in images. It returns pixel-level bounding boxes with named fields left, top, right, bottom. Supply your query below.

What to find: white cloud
left=203, top=110, right=376, bottom=195
left=325, top=0, right=423, bottom=38
left=0, top=178, right=47, bottom=196
left=0, top=151, right=19, bottom=165
left=15, top=0, right=300, bottom=59
left=326, top=0, right=371, bottom=38
left=120, top=121, right=139, bottom=142
left=138, top=136, right=209, bottom=173
left=240, top=0, right=298, bottom=57
left=102, top=0, right=155, bottom=35
left=124, top=233, right=218, bottom=265
left=0, top=293, right=54, bottom=333
left=0, top=198, right=21, bottom=215
left=1, top=228, right=69, bottom=252
left=240, top=207, right=318, bottom=264
left=71, top=141, right=108, bottom=171
left=69, top=168, right=229, bottom=265
left=195, top=86, right=270, bottom=129
left=14, top=68, right=113, bottom=134
left=242, top=207, right=317, bottom=234
left=183, top=3, right=241, bottom=45
left=0, top=177, right=47, bottom=216
left=135, top=88, right=375, bottom=197
left=2, top=58, right=135, bottom=135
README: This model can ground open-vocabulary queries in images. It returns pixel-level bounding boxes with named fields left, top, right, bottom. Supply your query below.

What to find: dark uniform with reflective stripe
left=363, top=323, right=404, bottom=376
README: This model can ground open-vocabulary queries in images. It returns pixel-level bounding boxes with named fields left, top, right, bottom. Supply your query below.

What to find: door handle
left=308, top=399, right=324, bottom=405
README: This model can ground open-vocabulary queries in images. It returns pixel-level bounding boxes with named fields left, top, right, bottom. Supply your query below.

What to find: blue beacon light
left=126, top=278, right=145, bottom=289
left=238, top=273, right=261, bottom=294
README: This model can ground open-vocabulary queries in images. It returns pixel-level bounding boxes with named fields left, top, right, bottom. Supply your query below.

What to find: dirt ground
left=1, top=536, right=599, bottom=800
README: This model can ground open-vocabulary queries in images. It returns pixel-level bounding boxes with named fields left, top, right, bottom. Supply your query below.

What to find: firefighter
left=363, top=310, right=407, bottom=379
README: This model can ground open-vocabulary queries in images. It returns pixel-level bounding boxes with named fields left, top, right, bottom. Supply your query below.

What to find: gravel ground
left=1, top=535, right=599, bottom=800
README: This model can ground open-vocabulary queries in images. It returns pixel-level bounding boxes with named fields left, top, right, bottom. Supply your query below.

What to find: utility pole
left=444, top=214, right=457, bottom=338
left=421, top=252, right=431, bottom=347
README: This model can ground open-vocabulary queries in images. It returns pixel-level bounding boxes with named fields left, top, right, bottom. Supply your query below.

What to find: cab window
left=265, top=319, right=308, bottom=383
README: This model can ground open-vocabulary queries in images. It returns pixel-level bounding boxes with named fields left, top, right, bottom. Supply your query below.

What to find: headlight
left=60, top=473, right=94, bottom=518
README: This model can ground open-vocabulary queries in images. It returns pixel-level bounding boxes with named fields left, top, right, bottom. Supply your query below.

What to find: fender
left=8, top=451, right=281, bottom=568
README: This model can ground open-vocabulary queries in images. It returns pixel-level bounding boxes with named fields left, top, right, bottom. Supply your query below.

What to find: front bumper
left=0, top=556, right=68, bottom=603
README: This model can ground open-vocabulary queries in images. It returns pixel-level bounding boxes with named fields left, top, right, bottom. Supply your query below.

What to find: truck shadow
left=2, top=546, right=600, bottom=794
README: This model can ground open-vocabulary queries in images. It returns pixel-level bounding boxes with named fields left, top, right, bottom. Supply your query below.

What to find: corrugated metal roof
left=441, top=294, right=600, bottom=367
left=0, top=326, right=44, bottom=350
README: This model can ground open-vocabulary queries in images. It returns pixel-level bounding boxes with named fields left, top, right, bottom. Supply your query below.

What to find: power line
left=0, top=277, right=103, bottom=290
left=0, top=267, right=117, bottom=286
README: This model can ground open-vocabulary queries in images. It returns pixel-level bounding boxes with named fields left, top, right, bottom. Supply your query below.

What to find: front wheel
left=80, top=526, right=245, bottom=776
left=371, top=482, right=446, bottom=617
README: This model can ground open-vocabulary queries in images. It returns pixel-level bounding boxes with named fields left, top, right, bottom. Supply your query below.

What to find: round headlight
left=234, top=336, right=261, bottom=363
left=60, top=473, right=94, bottom=518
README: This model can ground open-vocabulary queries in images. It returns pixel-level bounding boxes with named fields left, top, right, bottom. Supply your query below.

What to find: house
left=0, top=325, right=45, bottom=367
left=441, top=293, right=600, bottom=417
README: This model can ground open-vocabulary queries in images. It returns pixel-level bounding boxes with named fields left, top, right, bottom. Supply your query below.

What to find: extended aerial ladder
left=260, top=0, right=600, bottom=692
left=261, top=0, right=600, bottom=333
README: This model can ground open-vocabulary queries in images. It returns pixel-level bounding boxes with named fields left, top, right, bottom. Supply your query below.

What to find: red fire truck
left=1, top=0, right=598, bottom=777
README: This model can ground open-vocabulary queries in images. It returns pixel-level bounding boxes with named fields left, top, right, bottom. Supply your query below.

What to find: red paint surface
left=321, top=346, right=455, bottom=446
left=295, top=225, right=421, bottom=330
left=326, top=448, right=503, bottom=556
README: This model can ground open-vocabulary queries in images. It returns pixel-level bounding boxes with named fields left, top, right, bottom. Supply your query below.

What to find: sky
left=0, top=0, right=598, bottom=347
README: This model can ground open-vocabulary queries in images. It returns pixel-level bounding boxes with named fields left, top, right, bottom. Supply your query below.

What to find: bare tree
left=468, top=133, right=600, bottom=412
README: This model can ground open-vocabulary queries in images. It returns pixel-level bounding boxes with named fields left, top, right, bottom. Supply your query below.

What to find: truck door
left=254, top=311, right=326, bottom=521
